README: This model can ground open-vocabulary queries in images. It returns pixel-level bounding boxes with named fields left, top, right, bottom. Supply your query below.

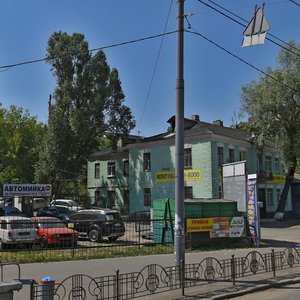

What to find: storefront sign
left=156, top=169, right=202, bottom=183
left=267, top=174, right=286, bottom=184
left=229, top=216, right=245, bottom=238
left=186, top=218, right=213, bottom=232
left=3, top=184, right=52, bottom=197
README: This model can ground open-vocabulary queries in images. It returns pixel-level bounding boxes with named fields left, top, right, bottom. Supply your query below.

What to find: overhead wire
left=136, top=0, right=174, bottom=136
left=196, top=0, right=300, bottom=58
left=0, top=31, right=178, bottom=71
left=186, top=27, right=297, bottom=92
left=288, top=0, right=300, bottom=7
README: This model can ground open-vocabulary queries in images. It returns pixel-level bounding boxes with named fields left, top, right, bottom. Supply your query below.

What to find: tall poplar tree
left=35, top=32, right=135, bottom=196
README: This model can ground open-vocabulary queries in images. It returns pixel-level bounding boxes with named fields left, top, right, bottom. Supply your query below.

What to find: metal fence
left=29, top=247, right=300, bottom=299
left=0, top=216, right=175, bottom=262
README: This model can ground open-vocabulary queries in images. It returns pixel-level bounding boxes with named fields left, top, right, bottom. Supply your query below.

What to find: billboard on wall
left=3, top=184, right=52, bottom=197
left=156, top=169, right=203, bottom=183
left=186, top=216, right=245, bottom=238
left=222, top=161, right=247, bottom=212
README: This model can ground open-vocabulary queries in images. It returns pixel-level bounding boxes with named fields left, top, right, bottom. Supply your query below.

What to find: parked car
left=0, top=197, right=14, bottom=207
left=36, top=205, right=74, bottom=222
left=31, top=216, right=78, bottom=248
left=32, top=198, right=49, bottom=211
left=0, top=206, right=27, bottom=217
left=50, top=199, right=85, bottom=211
left=0, top=216, right=38, bottom=249
left=67, top=208, right=125, bottom=242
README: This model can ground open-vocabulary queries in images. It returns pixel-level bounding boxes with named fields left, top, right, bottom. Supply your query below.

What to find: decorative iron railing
left=30, top=247, right=300, bottom=300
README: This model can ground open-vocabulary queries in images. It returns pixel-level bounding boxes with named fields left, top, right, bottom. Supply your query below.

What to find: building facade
left=87, top=115, right=291, bottom=218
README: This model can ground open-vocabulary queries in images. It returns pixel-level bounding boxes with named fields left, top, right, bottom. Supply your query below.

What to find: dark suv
left=67, top=209, right=125, bottom=242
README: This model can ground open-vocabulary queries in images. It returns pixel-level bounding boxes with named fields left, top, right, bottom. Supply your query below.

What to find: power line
left=196, top=0, right=300, bottom=58
left=136, top=0, right=174, bottom=135
left=186, top=28, right=297, bottom=92
left=0, top=31, right=178, bottom=71
left=288, top=0, right=300, bottom=7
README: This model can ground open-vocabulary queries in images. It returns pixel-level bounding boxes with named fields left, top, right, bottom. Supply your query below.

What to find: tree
left=0, top=104, right=45, bottom=185
left=240, top=41, right=300, bottom=220
left=35, top=32, right=135, bottom=196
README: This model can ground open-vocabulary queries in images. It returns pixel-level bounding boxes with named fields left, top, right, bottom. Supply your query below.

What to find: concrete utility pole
left=174, top=0, right=185, bottom=267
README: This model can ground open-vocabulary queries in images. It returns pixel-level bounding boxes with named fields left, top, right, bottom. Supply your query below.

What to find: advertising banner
left=3, top=184, right=52, bottom=197
left=247, top=174, right=259, bottom=246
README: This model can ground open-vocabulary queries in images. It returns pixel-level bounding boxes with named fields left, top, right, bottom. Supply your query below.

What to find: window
left=275, top=157, right=280, bottom=172
left=184, top=148, right=192, bottom=168
left=265, top=156, right=272, bottom=172
left=267, top=188, right=273, bottom=205
left=107, top=161, right=116, bottom=177
left=95, top=190, right=100, bottom=204
left=143, top=153, right=151, bottom=171
left=239, top=151, right=246, bottom=161
left=217, top=147, right=224, bottom=166
left=144, top=188, right=151, bottom=207
left=276, top=188, right=281, bottom=204
left=229, top=148, right=235, bottom=163
left=107, top=191, right=116, bottom=208
left=185, top=186, right=193, bottom=199
left=123, top=190, right=129, bottom=214
left=94, top=163, right=100, bottom=179
left=123, top=160, right=129, bottom=176
left=257, top=153, right=263, bottom=171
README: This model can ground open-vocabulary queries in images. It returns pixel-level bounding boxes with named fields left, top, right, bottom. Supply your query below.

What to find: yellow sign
left=186, top=218, right=213, bottom=232
left=267, top=174, right=285, bottom=184
left=156, top=169, right=202, bottom=183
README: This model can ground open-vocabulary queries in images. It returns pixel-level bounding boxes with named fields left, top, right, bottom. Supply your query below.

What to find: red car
left=32, top=216, right=78, bottom=248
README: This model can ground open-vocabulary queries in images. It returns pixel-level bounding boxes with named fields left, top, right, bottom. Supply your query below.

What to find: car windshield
left=38, top=221, right=66, bottom=228
left=10, top=220, right=34, bottom=229
left=5, top=207, right=21, bottom=214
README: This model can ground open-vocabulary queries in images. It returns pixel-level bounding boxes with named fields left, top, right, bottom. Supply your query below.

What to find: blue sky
left=0, top=0, right=299, bottom=137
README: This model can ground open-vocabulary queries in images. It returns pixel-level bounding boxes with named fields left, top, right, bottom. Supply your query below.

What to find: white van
left=32, top=198, right=49, bottom=211
left=0, top=216, right=38, bottom=249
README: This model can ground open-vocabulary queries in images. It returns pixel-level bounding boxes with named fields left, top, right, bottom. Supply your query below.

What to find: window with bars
left=143, top=153, right=151, bottom=171
left=94, top=163, right=100, bottom=179
left=144, top=188, right=151, bottom=207
left=274, top=157, right=280, bottom=172
left=184, top=148, right=192, bottom=168
left=107, top=161, right=116, bottom=177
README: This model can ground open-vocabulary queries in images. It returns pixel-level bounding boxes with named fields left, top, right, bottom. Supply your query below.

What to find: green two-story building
left=87, top=115, right=291, bottom=218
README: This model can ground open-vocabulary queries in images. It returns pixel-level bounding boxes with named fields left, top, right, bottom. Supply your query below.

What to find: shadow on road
left=261, top=218, right=300, bottom=229
left=261, top=239, right=300, bottom=248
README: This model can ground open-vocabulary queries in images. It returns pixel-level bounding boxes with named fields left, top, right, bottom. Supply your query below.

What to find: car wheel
left=40, top=236, right=48, bottom=248
left=88, top=229, right=101, bottom=242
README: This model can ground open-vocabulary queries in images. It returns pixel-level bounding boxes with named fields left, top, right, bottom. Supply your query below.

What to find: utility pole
left=174, top=0, right=185, bottom=267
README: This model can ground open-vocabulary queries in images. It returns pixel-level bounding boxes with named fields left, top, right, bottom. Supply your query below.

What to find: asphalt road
left=7, top=218, right=300, bottom=299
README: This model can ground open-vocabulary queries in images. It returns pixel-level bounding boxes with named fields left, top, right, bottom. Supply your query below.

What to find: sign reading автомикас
left=3, top=184, right=52, bottom=197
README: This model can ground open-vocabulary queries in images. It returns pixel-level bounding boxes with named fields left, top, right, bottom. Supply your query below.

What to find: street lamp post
left=174, top=0, right=185, bottom=267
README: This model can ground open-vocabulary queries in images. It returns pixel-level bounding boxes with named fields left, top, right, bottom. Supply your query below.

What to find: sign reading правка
left=156, top=169, right=202, bottom=183
left=3, top=184, right=52, bottom=197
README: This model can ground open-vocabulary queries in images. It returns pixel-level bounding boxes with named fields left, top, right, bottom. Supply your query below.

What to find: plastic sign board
left=3, top=184, right=52, bottom=197
left=156, top=169, right=202, bottom=183
left=242, top=6, right=270, bottom=47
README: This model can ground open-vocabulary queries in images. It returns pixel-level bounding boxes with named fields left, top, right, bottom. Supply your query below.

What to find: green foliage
left=240, top=41, right=300, bottom=169
left=35, top=32, right=135, bottom=196
left=0, top=104, right=45, bottom=185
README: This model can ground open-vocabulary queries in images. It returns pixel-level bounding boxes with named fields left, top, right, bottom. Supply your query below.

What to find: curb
left=211, top=277, right=300, bottom=299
